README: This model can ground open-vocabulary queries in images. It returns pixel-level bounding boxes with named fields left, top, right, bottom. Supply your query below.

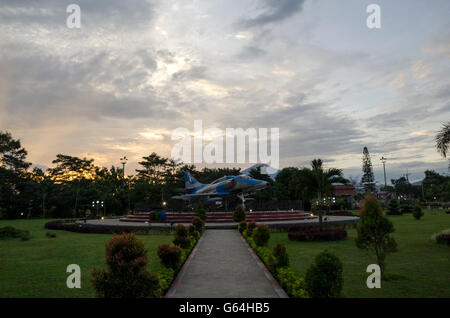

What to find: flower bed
left=44, top=219, right=171, bottom=235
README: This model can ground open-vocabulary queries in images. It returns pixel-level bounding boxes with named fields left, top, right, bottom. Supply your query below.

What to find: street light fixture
left=380, top=156, right=387, bottom=188
left=120, top=156, right=128, bottom=178
left=92, top=200, right=104, bottom=217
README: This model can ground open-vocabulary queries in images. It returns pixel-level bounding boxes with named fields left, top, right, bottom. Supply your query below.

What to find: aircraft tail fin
left=184, top=171, right=204, bottom=194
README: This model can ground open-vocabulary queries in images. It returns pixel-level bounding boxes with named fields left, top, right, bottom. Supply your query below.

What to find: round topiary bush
left=413, top=204, right=424, bottom=220
left=246, top=222, right=257, bottom=237
left=157, top=243, right=182, bottom=270
left=174, top=224, right=188, bottom=238
left=272, top=243, right=289, bottom=268
left=191, top=230, right=200, bottom=241
left=194, top=202, right=207, bottom=221
left=401, top=203, right=412, bottom=214
left=188, top=224, right=196, bottom=236
left=253, top=224, right=270, bottom=247
left=91, top=233, right=160, bottom=298
left=305, top=250, right=343, bottom=298
left=192, top=216, right=205, bottom=233
left=173, top=235, right=191, bottom=249
left=387, top=199, right=400, bottom=215
left=233, top=205, right=246, bottom=222
left=238, top=221, right=247, bottom=234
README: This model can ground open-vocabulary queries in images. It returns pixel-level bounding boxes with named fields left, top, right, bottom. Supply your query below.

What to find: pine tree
left=361, top=147, right=375, bottom=193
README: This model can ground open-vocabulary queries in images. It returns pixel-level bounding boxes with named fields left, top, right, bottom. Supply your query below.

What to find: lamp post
left=92, top=200, right=104, bottom=217
left=120, top=156, right=128, bottom=178
left=380, top=156, right=387, bottom=188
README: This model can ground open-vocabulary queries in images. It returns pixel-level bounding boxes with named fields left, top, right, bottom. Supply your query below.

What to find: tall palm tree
left=310, top=158, right=346, bottom=200
left=436, top=121, right=450, bottom=158
left=308, top=159, right=347, bottom=227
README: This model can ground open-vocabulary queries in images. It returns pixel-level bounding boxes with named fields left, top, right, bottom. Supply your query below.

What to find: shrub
left=45, top=220, right=145, bottom=234
left=277, top=267, right=308, bottom=298
left=432, top=229, right=450, bottom=245
left=194, top=202, right=207, bottom=221
left=305, top=250, right=343, bottom=298
left=253, top=224, right=270, bottom=247
left=401, top=203, right=412, bottom=214
left=191, top=230, right=200, bottom=241
left=188, top=224, right=196, bottom=236
left=233, top=204, right=246, bottom=222
left=246, top=222, right=257, bottom=236
left=356, top=195, right=397, bottom=279
left=0, top=226, right=30, bottom=241
left=288, top=229, right=347, bottom=242
left=435, top=234, right=450, bottom=245
left=272, top=243, right=289, bottom=268
left=158, top=267, right=175, bottom=292
left=174, top=224, right=188, bottom=238
left=238, top=221, right=247, bottom=234
left=387, top=199, right=400, bottom=214
left=326, top=211, right=356, bottom=217
left=91, top=233, right=160, bottom=298
left=173, top=235, right=191, bottom=249
left=413, top=204, right=424, bottom=220
left=157, top=243, right=182, bottom=270
left=192, top=216, right=205, bottom=233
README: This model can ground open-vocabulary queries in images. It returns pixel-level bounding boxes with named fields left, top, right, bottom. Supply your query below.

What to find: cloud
left=238, top=0, right=306, bottom=29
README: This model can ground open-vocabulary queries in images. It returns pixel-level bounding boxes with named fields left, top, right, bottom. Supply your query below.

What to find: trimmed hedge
left=273, top=243, right=289, bottom=268
left=157, top=220, right=203, bottom=295
left=253, top=224, right=270, bottom=246
left=288, top=229, right=347, bottom=242
left=412, top=204, right=424, bottom=220
left=305, top=250, right=343, bottom=298
left=157, top=243, right=182, bottom=270
left=432, top=229, right=450, bottom=245
left=436, top=234, right=450, bottom=245
left=326, top=211, right=356, bottom=217
left=192, top=216, right=205, bottom=233
left=386, top=210, right=403, bottom=216
left=233, top=205, right=246, bottom=222
left=91, top=233, right=160, bottom=298
left=0, top=226, right=30, bottom=241
left=238, top=221, right=247, bottom=234
left=242, top=226, right=308, bottom=298
left=246, top=222, right=257, bottom=236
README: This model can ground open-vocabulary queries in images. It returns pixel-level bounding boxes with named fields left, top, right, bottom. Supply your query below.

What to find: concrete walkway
left=166, top=230, right=287, bottom=298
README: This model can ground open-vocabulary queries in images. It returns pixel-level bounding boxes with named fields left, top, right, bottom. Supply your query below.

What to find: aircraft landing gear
left=237, top=193, right=246, bottom=210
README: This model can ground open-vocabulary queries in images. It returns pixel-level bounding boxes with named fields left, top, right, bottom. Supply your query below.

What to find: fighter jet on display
left=172, top=171, right=269, bottom=209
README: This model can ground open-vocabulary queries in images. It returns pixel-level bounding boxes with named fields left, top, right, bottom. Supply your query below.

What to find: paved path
left=166, top=230, right=287, bottom=298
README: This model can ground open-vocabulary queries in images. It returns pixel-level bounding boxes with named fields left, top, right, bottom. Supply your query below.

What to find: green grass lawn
left=0, top=219, right=172, bottom=298
left=270, top=209, right=450, bottom=298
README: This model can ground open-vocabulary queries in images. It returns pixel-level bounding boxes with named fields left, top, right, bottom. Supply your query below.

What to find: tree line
left=2, top=128, right=449, bottom=219
left=0, top=131, right=353, bottom=219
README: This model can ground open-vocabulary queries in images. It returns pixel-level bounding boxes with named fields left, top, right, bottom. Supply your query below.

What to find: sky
left=0, top=0, right=449, bottom=184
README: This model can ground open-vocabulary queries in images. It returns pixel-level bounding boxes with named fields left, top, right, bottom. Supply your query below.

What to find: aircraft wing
left=172, top=192, right=230, bottom=200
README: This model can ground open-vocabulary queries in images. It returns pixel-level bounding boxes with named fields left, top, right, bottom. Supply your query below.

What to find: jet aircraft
left=172, top=171, right=268, bottom=209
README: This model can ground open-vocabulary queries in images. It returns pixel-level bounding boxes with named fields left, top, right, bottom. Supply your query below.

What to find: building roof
left=332, top=184, right=356, bottom=196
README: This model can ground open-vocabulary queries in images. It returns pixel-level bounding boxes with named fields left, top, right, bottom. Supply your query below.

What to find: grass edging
left=162, top=231, right=205, bottom=297
left=240, top=228, right=308, bottom=298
